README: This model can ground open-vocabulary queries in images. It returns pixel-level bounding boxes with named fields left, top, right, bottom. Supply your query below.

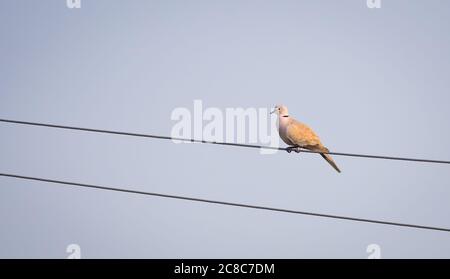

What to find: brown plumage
left=272, top=105, right=341, bottom=173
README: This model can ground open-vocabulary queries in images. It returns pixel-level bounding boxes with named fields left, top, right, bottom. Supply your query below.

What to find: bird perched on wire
left=271, top=105, right=341, bottom=173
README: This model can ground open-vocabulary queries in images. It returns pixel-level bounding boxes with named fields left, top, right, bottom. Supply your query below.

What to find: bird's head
left=270, top=105, right=289, bottom=116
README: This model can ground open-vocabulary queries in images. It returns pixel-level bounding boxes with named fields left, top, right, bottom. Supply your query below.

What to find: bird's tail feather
left=320, top=153, right=341, bottom=173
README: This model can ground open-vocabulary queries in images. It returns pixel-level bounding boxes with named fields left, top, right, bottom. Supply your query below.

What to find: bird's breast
left=278, top=118, right=293, bottom=145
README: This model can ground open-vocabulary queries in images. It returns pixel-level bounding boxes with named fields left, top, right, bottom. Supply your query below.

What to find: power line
left=1, top=118, right=450, bottom=165
left=1, top=172, right=449, bottom=233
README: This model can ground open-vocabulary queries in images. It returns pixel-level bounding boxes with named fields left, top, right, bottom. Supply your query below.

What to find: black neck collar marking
left=282, top=115, right=289, bottom=118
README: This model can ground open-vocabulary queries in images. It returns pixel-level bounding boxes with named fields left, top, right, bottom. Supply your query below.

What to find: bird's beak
left=270, top=108, right=276, bottom=114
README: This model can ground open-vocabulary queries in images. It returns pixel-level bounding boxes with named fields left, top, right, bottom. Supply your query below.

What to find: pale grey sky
left=1, top=0, right=450, bottom=258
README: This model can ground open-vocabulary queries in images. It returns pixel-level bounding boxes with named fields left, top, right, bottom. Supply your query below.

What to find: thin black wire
left=1, top=118, right=449, bottom=164
left=1, top=172, right=449, bottom=233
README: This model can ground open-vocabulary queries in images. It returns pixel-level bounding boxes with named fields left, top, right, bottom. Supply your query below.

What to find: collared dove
left=271, top=105, right=341, bottom=173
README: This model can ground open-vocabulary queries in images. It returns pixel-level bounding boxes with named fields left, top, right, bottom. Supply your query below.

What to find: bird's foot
left=286, top=146, right=302, bottom=153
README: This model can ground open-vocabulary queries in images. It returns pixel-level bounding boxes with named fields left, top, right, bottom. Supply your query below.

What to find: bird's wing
left=286, top=118, right=341, bottom=173
left=286, top=119, right=323, bottom=148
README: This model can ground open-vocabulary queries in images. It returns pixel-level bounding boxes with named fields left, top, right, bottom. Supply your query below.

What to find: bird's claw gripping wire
left=286, top=146, right=302, bottom=153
